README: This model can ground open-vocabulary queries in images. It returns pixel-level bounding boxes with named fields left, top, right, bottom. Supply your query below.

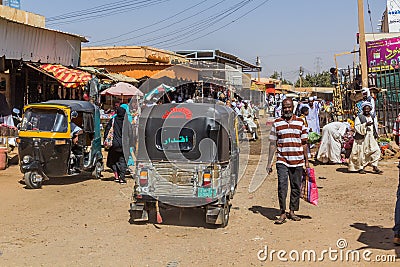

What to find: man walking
left=267, top=98, right=309, bottom=224
left=306, top=96, right=320, bottom=134
left=348, top=102, right=382, bottom=174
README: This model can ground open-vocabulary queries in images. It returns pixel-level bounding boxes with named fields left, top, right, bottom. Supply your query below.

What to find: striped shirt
left=269, top=116, right=308, bottom=167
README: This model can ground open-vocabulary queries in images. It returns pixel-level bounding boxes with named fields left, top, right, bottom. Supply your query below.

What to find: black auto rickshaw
left=129, top=103, right=239, bottom=227
left=18, top=100, right=103, bottom=189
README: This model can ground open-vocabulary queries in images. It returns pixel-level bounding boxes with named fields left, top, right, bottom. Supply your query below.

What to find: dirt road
left=0, top=118, right=399, bottom=266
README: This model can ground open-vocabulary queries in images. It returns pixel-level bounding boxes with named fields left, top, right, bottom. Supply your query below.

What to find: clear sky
left=21, top=0, right=386, bottom=82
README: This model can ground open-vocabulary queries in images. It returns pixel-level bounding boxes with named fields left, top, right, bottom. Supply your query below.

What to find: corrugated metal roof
left=0, top=16, right=88, bottom=42
left=0, top=17, right=85, bottom=65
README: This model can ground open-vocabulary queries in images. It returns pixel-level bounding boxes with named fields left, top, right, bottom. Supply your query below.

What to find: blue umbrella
left=144, top=84, right=176, bottom=101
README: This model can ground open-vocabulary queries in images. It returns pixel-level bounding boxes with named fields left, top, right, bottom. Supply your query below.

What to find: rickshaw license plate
left=197, top=188, right=215, bottom=198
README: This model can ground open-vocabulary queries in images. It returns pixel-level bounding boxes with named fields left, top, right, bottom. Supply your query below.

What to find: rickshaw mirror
left=71, top=111, right=78, bottom=118
left=13, top=108, right=20, bottom=114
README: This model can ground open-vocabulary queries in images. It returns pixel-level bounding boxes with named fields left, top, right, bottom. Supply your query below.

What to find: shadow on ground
left=248, top=205, right=313, bottom=221
left=350, top=222, right=400, bottom=258
left=130, top=206, right=223, bottom=229
left=336, top=167, right=351, bottom=173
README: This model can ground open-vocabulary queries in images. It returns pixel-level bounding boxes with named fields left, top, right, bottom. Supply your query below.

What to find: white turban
left=361, top=87, right=370, bottom=97
left=313, top=96, right=317, bottom=100
left=361, top=101, right=373, bottom=110
left=308, top=96, right=314, bottom=101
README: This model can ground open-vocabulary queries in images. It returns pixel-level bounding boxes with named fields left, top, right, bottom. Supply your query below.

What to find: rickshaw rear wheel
left=221, top=200, right=230, bottom=228
left=24, top=171, right=42, bottom=189
left=92, top=161, right=103, bottom=179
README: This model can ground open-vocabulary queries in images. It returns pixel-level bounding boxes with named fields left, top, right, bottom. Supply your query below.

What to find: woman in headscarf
left=118, top=103, right=136, bottom=169
left=348, top=102, right=382, bottom=174
left=104, top=107, right=128, bottom=184
left=0, top=93, right=14, bottom=126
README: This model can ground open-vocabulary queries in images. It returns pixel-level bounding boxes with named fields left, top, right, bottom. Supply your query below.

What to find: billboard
left=3, top=0, right=20, bottom=9
left=366, top=36, right=400, bottom=72
left=388, top=0, right=400, bottom=32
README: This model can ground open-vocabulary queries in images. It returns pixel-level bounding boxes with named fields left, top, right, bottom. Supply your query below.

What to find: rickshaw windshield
left=21, top=108, right=68, bottom=132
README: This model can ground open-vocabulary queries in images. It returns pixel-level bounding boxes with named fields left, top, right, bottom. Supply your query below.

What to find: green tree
left=270, top=71, right=293, bottom=85
left=295, top=71, right=332, bottom=87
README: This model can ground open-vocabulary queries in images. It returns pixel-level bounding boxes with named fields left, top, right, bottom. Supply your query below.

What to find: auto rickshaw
left=18, top=100, right=103, bottom=189
left=129, top=103, right=239, bottom=227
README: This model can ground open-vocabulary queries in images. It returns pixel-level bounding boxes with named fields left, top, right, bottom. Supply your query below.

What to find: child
left=300, top=106, right=309, bottom=131
left=300, top=106, right=313, bottom=158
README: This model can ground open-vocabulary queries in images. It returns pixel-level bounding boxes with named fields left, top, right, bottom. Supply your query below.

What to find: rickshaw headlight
left=22, top=155, right=32, bottom=164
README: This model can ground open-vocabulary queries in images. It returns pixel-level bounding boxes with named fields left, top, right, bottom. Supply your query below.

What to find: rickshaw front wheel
left=24, top=171, right=43, bottom=189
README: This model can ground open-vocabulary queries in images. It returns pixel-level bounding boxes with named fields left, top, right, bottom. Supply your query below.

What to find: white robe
left=240, top=106, right=257, bottom=129
left=317, top=122, right=347, bottom=163
left=348, top=116, right=381, bottom=171
left=306, top=102, right=320, bottom=134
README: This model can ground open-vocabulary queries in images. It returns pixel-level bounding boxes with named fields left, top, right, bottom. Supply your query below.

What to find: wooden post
left=358, top=0, right=368, bottom=88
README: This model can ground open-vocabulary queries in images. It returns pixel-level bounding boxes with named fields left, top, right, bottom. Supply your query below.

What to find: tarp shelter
left=100, top=82, right=143, bottom=97
left=39, top=64, right=92, bottom=88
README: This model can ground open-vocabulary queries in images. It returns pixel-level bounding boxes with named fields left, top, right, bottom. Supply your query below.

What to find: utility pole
left=256, top=56, right=261, bottom=82
left=358, top=0, right=368, bottom=88
left=299, top=66, right=304, bottom=88
left=314, top=57, right=322, bottom=74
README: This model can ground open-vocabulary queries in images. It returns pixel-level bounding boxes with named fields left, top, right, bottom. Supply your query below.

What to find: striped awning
left=40, top=64, right=92, bottom=88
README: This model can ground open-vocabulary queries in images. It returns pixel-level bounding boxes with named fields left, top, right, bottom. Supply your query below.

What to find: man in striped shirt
left=267, top=98, right=309, bottom=224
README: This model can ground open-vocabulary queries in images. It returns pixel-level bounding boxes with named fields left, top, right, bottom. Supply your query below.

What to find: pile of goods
left=377, top=136, right=399, bottom=158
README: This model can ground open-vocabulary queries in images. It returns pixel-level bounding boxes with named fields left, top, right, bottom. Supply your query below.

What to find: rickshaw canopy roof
left=40, top=100, right=96, bottom=113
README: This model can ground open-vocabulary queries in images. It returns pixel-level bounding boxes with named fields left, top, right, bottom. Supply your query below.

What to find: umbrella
left=144, top=83, right=176, bottom=101
left=100, top=82, right=143, bottom=97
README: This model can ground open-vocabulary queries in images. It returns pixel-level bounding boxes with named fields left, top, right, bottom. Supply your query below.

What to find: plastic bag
left=308, top=132, right=321, bottom=144
left=300, top=168, right=318, bottom=206
left=103, top=119, right=114, bottom=149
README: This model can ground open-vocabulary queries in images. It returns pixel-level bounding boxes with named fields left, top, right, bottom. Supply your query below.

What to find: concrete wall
left=81, top=46, right=188, bottom=66
left=0, top=5, right=45, bottom=27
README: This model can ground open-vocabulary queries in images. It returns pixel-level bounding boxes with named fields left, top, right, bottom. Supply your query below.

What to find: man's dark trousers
left=394, top=164, right=400, bottom=237
left=276, top=163, right=303, bottom=212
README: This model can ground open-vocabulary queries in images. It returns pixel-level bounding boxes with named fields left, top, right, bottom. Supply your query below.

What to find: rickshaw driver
left=71, top=122, right=83, bottom=144
left=70, top=111, right=83, bottom=172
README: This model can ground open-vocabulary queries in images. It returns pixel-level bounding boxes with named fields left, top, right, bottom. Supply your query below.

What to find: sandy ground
left=0, top=117, right=399, bottom=266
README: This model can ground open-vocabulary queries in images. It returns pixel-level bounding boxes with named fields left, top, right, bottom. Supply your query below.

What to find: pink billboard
left=366, top=36, right=400, bottom=72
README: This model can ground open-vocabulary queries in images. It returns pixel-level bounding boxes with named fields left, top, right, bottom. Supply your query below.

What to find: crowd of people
left=266, top=89, right=400, bottom=246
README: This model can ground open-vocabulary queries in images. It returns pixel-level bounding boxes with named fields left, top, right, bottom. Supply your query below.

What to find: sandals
left=359, top=169, right=366, bottom=174
left=287, top=213, right=301, bottom=221
left=373, top=168, right=383, bottom=174
left=274, top=217, right=286, bottom=224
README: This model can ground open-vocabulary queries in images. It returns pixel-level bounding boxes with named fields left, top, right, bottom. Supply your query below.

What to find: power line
left=94, top=0, right=226, bottom=44
left=91, top=0, right=211, bottom=45
left=142, top=0, right=254, bottom=47
left=100, top=0, right=252, bottom=46
left=154, top=0, right=272, bottom=49
left=47, top=0, right=142, bottom=21
left=47, top=0, right=171, bottom=26
left=366, top=0, right=375, bottom=33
